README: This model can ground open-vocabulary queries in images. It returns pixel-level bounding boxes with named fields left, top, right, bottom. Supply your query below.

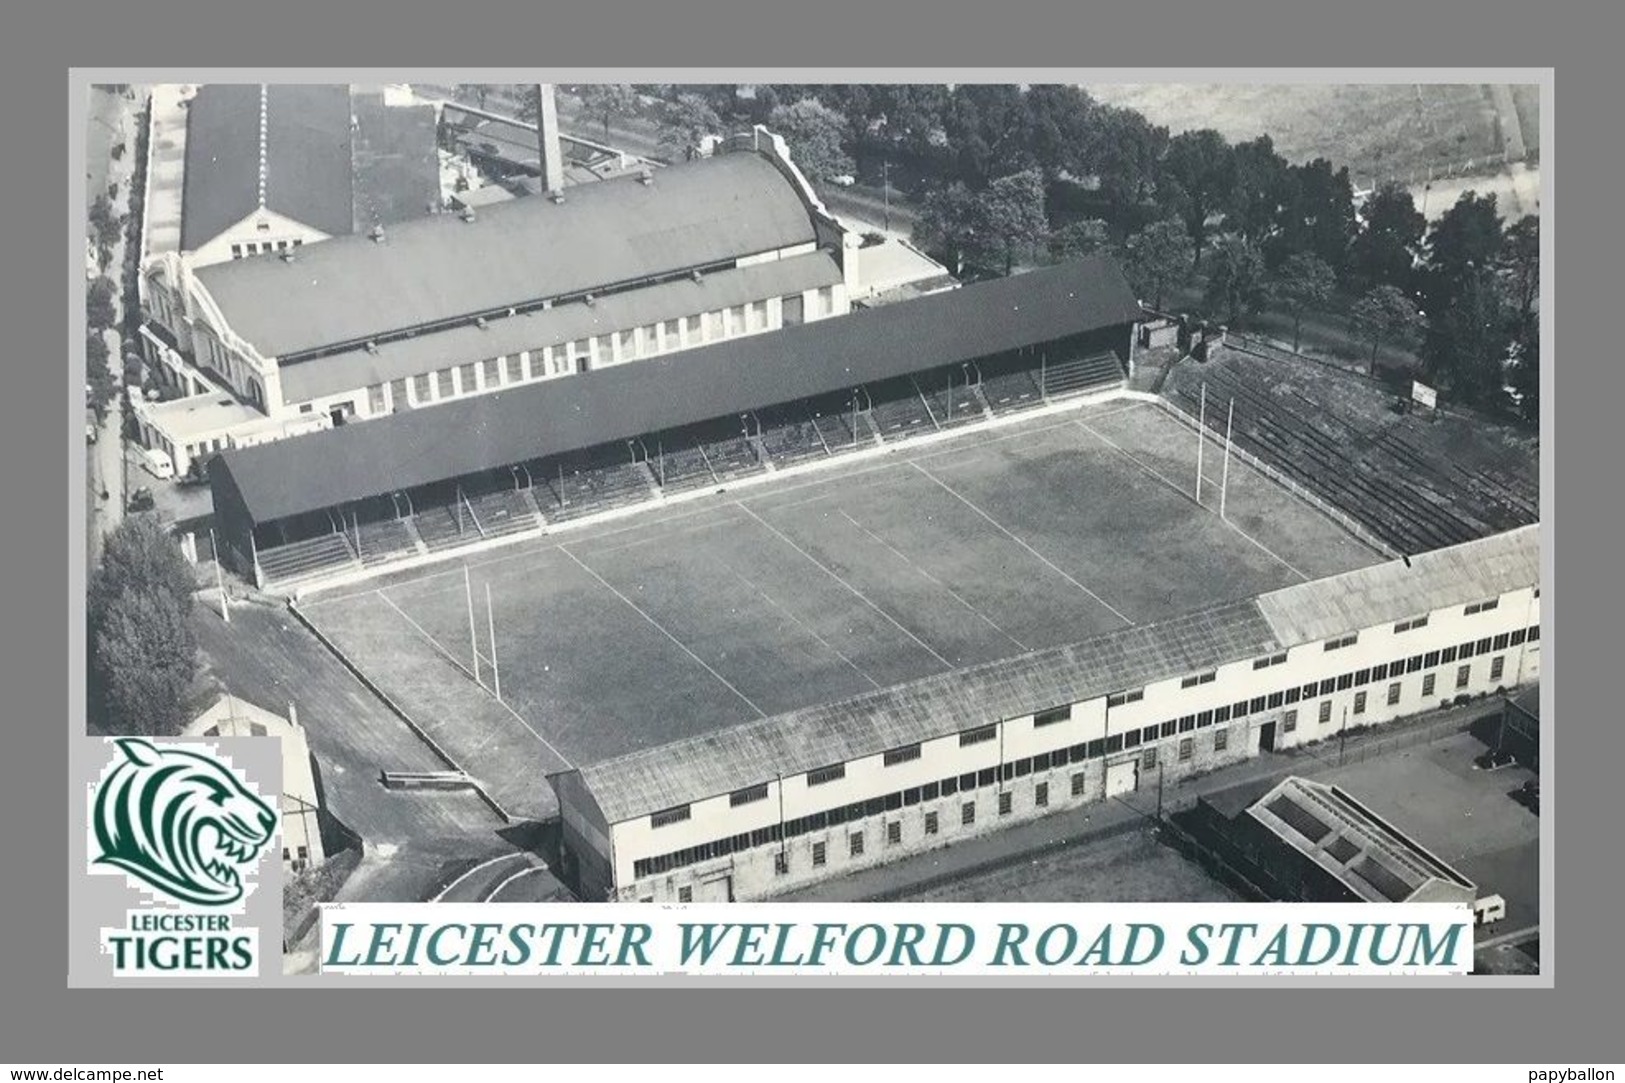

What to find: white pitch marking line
left=484, top=864, right=549, bottom=902
left=734, top=502, right=955, bottom=671
left=374, top=589, right=574, bottom=768
left=729, top=566, right=883, bottom=690
left=1071, top=418, right=1312, bottom=583
left=837, top=509, right=1029, bottom=653
left=560, top=545, right=768, bottom=718
left=909, top=461, right=1135, bottom=627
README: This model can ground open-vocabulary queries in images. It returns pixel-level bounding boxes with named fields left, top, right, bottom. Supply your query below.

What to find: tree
left=1048, top=219, right=1110, bottom=262
left=975, top=169, right=1049, bottom=275
left=1227, top=135, right=1292, bottom=244
left=1350, top=284, right=1423, bottom=371
left=1420, top=191, right=1503, bottom=315
left=766, top=98, right=855, bottom=184
left=1272, top=158, right=1357, bottom=275
left=1273, top=252, right=1337, bottom=352
left=1501, top=214, right=1540, bottom=327
left=1093, top=106, right=1168, bottom=215
left=1350, top=183, right=1427, bottom=293
left=89, top=194, right=124, bottom=264
left=93, top=585, right=197, bottom=737
left=576, top=83, right=640, bottom=143
left=913, top=183, right=980, bottom=275
left=1159, top=129, right=1235, bottom=266
left=656, top=94, right=722, bottom=162
left=86, top=332, right=110, bottom=377
left=1423, top=266, right=1510, bottom=406
left=90, top=514, right=197, bottom=626
left=86, top=277, right=118, bottom=330
left=1121, top=219, right=1192, bottom=312
left=1203, top=238, right=1271, bottom=327
left=1022, top=84, right=1097, bottom=181
left=456, top=84, right=498, bottom=110
left=1508, top=312, right=1540, bottom=424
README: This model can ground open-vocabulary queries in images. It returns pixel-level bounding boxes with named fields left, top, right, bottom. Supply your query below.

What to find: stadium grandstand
left=207, top=255, right=1142, bottom=588
left=137, top=126, right=918, bottom=479
left=546, top=525, right=1539, bottom=902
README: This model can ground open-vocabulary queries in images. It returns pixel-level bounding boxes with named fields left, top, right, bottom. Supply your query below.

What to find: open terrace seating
left=1041, top=352, right=1125, bottom=398
left=256, top=531, right=359, bottom=584
left=863, top=376, right=937, bottom=439
left=685, top=417, right=765, bottom=483
left=912, top=368, right=988, bottom=430
left=537, top=445, right=657, bottom=523
left=752, top=402, right=832, bottom=467
left=976, top=352, right=1045, bottom=415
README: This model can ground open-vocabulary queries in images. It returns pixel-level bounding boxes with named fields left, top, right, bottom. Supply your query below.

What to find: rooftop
left=349, top=92, right=442, bottom=232
left=1253, top=525, right=1539, bottom=646
left=276, top=250, right=841, bottom=404
left=139, top=393, right=267, bottom=440
left=184, top=694, right=319, bottom=807
left=193, top=152, right=820, bottom=360
left=181, top=84, right=355, bottom=252
left=214, top=256, right=1144, bottom=523
left=1245, top=776, right=1477, bottom=903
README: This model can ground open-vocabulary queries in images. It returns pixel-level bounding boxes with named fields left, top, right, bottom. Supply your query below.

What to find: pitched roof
left=1253, top=525, right=1539, bottom=646
left=349, top=94, right=442, bottom=232
left=276, top=251, right=843, bottom=404
left=212, top=256, right=1143, bottom=523
left=181, top=84, right=355, bottom=252
left=192, top=152, right=820, bottom=360
left=574, top=602, right=1281, bottom=825
left=1246, top=777, right=1475, bottom=903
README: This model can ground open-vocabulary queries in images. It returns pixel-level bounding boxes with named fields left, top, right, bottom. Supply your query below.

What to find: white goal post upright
left=486, top=581, right=502, bottom=703
left=1220, top=398, right=1235, bottom=521
left=465, top=564, right=480, bottom=687
left=1195, top=382, right=1207, bottom=504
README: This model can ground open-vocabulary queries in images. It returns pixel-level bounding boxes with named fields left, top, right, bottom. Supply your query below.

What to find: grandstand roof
left=1245, top=777, right=1476, bottom=903
left=192, top=153, right=820, bottom=360
left=573, top=601, right=1281, bottom=825
left=276, top=251, right=843, bottom=404
left=181, top=85, right=356, bottom=252
left=213, top=256, right=1143, bottom=523
left=1254, top=525, right=1539, bottom=647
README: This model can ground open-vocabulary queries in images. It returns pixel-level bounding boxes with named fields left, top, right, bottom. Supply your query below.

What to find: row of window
left=230, top=238, right=303, bottom=259
left=1393, top=615, right=1429, bottom=634
left=634, top=737, right=1137, bottom=879
left=647, top=625, right=1541, bottom=835
left=1464, top=598, right=1501, bottom=616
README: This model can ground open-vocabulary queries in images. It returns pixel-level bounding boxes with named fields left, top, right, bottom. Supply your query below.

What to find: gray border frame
left=6, top=0, right=1612, bottom=1061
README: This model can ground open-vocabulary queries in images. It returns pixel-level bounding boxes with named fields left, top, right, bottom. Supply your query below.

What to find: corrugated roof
left=192, top=153, right=819, bottom=359
left=181, top=85, right=355, bottom=252
left=276, top=252, right=844, bottom=404
left=1246, top=777, right=1475, bottom=903
left=575, top=602, right=1280, bottom=825
left=213, top=256, right=1143, bottom=523
left=1254, top=525, right=1539, bottom=646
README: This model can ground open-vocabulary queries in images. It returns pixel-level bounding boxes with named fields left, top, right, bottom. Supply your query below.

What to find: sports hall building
left=546, top=525, right=1539, bottom=902
left=139, top=128, right=876, bottom=478
left=207, top=253, right=1142, bottom=587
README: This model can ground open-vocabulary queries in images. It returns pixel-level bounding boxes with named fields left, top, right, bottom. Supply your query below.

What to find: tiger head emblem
left=91, top=738, right=278, bottom=908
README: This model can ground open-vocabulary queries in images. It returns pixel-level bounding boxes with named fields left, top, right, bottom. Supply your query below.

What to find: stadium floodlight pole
left=486, top=581, right=501, bottom=703
left=210, top=528, right=228, bottom=623
left=1220, top=398, right=1235, bottom=520
left=465, top=564, right=481, bottom=687
left=1195, top=383, right=1207, bottom=504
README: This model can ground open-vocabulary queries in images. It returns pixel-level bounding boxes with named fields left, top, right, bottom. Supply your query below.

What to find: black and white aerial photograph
left=81, top=77, right=1543, bottom=976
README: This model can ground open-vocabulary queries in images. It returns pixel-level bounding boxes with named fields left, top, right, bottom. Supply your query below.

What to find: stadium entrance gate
left=1105, top=758, right=1139, bottom=799
left=694, top=870, right=734, bottom=903
left=1258, top=721, right=1277, bottom=753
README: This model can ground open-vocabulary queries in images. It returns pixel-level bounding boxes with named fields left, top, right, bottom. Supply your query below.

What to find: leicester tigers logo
left=90, top=737, right=278, bottom=908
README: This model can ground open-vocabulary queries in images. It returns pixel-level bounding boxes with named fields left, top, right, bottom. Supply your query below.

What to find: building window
left=1178, top=738, right=1194, bottom=762
left=812, top=841, right=827, bottom=867
left=1394, top=615, right=1429, bottom=634
left=1456, top=664, right=1471, bottom=689
left=1253, top=652, right=1288, bottom=670
left=1181, top=671, right=1216, bottom=689
left=730, top=784, right=769, bottom=807
left=962, top=802, right=976, bottom=826
left=847, top=831, right=865, bottom=858
left=481, top=358, right=500, bottom=387
left=368, top=384, right=386, bottom=415
left=230, top=244, right=243, bottom=259
left=1490, top=655, right=1506, bottom=682
left=1178, top=715, right=1196, bottom=733
left=775, top=852, right=788, bottom=876
left=1107, top=689, right=1144, bottom=708
left=1283, top=709, right=1298, bottom=733
left=663, top=319, right=680, bottom=342
left=1034, top=781, right=1049, bottom=808
left=1033, top=705, right=1071, bottom=727
left=1387, top=682, right=1402, bottom=706
left=435, top=369, right=453, bottom=400
left=884, top=743, right=922, bottom=766
left=506, top=354, right=525, bottom=383
left=1354, top=691, right=1368, bottom=715
left=1214, top=728, right=1229, bottom=751
left=650, top=805, right=691, bottom=829
left=998, top=792, right=1013, bottom=816
left=1422, top=673, right=1437, bottom=697
left=807, top=764, right=846, bottom=787
left=1071, top=773, right=1087, bottom=797
left=1143, top=747, right=1158, bottom=769
left=678, top=886, right=693, bottom=903
left=887, top=821, right=902, bottom=846
left=959, top=724, right=996, bottom=747
left=1464, top=598, right=1501, bottom=616
left=1318, top=701, right=1333, bottom=725
left=924, top=811, right=939, bottom=836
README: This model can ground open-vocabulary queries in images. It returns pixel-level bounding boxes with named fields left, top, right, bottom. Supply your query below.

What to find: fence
left=1152, top=396, right=1403, bottom=561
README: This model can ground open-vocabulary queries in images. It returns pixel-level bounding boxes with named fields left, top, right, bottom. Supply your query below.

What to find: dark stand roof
left=213, top=256, right=1141, bottom=524
left=181, top=85, right=355, bottom=252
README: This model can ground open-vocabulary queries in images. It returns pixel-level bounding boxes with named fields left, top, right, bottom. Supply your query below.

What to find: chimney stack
left=535, top=84, right=565, bottom=196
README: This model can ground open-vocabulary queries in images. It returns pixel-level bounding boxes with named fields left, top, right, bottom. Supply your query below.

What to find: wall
left=186, top=207, right=331, bottom=270
left=596, top=580, right=1541, bottom=901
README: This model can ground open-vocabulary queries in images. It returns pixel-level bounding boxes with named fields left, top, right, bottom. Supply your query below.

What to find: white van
left=1473, top=894, right=1507, bottom=926
left=139, top=445, right=175, bottom=480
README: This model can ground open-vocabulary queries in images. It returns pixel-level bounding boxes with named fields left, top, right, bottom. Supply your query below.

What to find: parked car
left=829, top=174, right=856, bottom=187
left=128, top=486, right=154, bottom=512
